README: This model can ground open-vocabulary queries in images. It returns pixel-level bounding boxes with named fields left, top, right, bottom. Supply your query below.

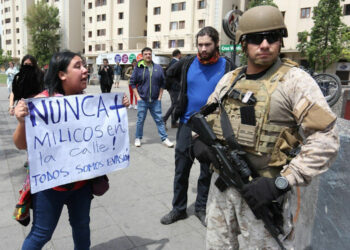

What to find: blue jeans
left=135, top=99, right=168, bottom=141
left=22, top=184, right=92, bottom=250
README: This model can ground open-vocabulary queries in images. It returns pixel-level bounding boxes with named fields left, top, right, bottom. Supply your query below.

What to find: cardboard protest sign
left=25, top=93, right=129, bottom=194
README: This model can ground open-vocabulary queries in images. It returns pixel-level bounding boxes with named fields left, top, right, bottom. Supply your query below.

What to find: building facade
left=0, top=0, right=34, bottom=61
left=0, top=0, right=84, bottom=62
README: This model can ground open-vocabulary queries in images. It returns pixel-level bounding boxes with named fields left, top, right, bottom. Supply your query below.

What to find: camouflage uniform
left=205, top=58, right=339, bottom=249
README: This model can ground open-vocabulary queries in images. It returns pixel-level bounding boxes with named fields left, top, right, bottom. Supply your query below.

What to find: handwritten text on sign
left=25, top=93, right=129, bottom=194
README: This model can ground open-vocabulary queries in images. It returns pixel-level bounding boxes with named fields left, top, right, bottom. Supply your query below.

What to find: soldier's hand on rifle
left=192, top=138, right=219, bottom=166
left=241, top=176, right=290, bottom=211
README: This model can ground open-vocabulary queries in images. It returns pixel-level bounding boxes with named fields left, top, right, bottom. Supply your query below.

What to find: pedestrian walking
left=6, top=61, right=18, bottom=98
left=114, top=62, right=122, bottom=88
left=163, top=49, right=182, bottom=129
left=130, top=47, right=174, bottom=148
left=98, top=58, right=114, bottom=93
left=160, top=26, right=235, bottom=226
left=125, top=59, right=138, bottom=109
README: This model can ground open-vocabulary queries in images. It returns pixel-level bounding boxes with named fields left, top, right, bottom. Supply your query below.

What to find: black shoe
left=160, top=210, right=187, bottom=225
left=195, top=210, right=207, bottom=227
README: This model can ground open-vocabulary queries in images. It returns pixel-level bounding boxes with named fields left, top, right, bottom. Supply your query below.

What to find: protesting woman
left=8, top=55, right=44, bottom=115
left=6, top=61, right=18, bottom=98
left=13, top=51, right=129, bottom=249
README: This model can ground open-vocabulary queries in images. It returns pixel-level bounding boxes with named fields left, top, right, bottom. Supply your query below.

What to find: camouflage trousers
left=206, top=172, right=294, bottom=250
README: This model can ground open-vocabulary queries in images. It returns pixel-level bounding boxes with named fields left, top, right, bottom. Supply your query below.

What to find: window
left=177, top=39, right=184, bottom=47
left=170, top=21, right=178, bottom=30
left=300, top=8, right=310, bottom=18
left=179, top=20, right=185, bottom=29
left=6, top=39, right=11, bottom=45
left=153, top=41, right=160, bottom=49
left=145, top=15, right=147, bottom=22
left=4, top=7, right=10, bottom=12
left=281, top=11, right=286, bottom=19
left=154, top=7, right=161, bottom=15
left=5, top=29, right=11, bottom=34
left=5, top=18, right=11, bottom=23
left=97, top=29, right=106, bottom=36
left=89, top=45, right=92, bottom=51
left=172, top=2, right=186, bottom=11
left=198, top=19, right=205, bottom=28
left=102, top=14, right=106, bottom=21
left=118, top=43, right=123, bottom=50
left=16, top=5, right=19, bottom=11
left=344, top=4, right=350, bottom=15
left=102, top=44, right=106, bottom=50
left=17, top=39, right=20, bottom=44
left=97, top=15, right=101, bottom=21
left=95, top=0, right=107, bottom=7
left=198, top=0, right=206, bottom=9
left=155, top=24, right=161, bottom=32
left=18, top=50, right=20, bottom=55
left=119, top=12, right=124, bottom=19
left=16, top=17, right=19, bottom=22
left=88, top=31, right=92, bottom=37
left=117, top=0, right=124, bottom=3
left=16, top=28, right=19, bottom=33
left=118, top=28, right=123, bottom=35
left=82, top=11, right=85, bottom=17
left=88, top=2, right=92, bottom=8
left=144, top=30, right=147, bottom=36
left=169, top=40, right=176, bottom=48
left=110, top=46, right=113, bottom=51
left=95, top=44, right=101, bottom=51
left=89, top=17, right=92, bottom=23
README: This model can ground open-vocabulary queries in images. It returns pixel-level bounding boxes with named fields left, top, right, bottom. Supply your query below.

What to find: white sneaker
left=134, top=105, right=138, bottom=110
left=135, top=138, right=141, bottom=147
left=128, top=105, right=133, bottom=109
left=162, top=138, right=174, bottom=148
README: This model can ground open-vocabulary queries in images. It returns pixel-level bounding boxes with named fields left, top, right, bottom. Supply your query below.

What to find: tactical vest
left=207, top=59, right=301, bottom=176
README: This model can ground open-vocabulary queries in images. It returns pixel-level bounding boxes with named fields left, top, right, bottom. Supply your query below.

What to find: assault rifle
left=188, top=112, right=286, bottom=250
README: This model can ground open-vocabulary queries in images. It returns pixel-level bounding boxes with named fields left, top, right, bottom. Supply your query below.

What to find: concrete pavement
left=0, top=81, right=206, bottom=250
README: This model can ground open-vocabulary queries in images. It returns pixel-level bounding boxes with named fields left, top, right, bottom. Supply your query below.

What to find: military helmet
left=236, top=5, right=287, bottom=44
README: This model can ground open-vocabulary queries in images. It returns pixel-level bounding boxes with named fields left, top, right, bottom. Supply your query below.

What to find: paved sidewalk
left=0, top=81, right=206, bottom=250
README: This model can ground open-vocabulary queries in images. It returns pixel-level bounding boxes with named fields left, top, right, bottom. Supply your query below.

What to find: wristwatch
left=275, top=176, right=289, bottom=191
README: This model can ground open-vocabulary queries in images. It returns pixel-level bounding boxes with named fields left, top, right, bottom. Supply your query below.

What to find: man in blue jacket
left=130, top=47, right=174, bottom=148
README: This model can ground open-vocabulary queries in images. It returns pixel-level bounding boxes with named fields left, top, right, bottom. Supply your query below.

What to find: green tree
left=248, top=0, right=277, bottom=8
left=25, top=0, right=60, bottom=67
left=296, top=0, right=348, bottom=72
left=0, top=49, right=13, bottom=66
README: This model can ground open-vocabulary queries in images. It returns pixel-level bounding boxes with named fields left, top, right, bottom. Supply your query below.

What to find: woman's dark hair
left=196, top=26, right=220, bottom=51
left=45, top=51, right=81, bottom=96
left=12, top=54, right=44, bottom=102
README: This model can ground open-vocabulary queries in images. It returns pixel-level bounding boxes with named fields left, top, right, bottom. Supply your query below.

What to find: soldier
left=202, top=6, right=339, bottom=249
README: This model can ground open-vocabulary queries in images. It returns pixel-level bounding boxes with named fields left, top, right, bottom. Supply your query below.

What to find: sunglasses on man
left=244, top=31, right=282, bottom=45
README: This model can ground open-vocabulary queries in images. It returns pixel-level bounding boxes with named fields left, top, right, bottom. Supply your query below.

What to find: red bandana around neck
left=197, top=51, right=220, bottom=65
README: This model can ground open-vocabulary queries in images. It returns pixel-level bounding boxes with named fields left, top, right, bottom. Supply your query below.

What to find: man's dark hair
left=103, top=58, right=108, bottom=63
left=196, top=26, right=219, bottom=49
left=172, top=49, right=181, bottom=57
left=141, top=47, right=152, bottom=54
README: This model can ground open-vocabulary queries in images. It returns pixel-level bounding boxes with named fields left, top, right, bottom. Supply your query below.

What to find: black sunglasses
left=245, top=32, right=282, bottom=45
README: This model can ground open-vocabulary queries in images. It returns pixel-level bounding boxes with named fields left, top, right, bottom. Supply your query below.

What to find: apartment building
left=274, top=0, right=350, bottom=80
left=0, top=0, right=34, bottom=61
left=0, top=0, right=84, bottom=62
left=40, top=0, right=84, bottom=54
left=84, top=0, right=147, bottom=63
left=147, top=0, right=246, bottom=55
